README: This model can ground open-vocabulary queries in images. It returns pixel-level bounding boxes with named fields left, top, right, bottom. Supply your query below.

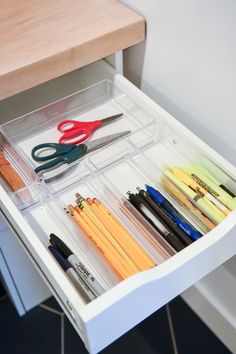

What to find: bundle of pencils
left=66, top=193, right=156, bottom=280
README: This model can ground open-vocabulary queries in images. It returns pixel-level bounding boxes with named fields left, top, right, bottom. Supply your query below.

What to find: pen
left=184, top=164, right=236, bottom=211
left=172, top=167, right=230, bottom=216
left=145, top=184, right=202, bottom=241
left=48, top=245, right=96, bottom=302
left=137, top=187, right=193, bottom=245
left=127, top=192, right=185, bottom=252
left=50, top=233, right=105, bottom=296
left=161, top=177, right=215, bottom=231
left=163, top=166, right=225, bottom=224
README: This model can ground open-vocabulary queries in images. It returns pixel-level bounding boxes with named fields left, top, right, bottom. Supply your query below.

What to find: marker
left=136, top=187, right=193, bottom=246
left=50, top=233, right=105, bottom=296
left=163, top=165, right=225, bottom=224
left=194, top=164, right=236, bottom=198
left=161, top=177, right=215, bottom=231
left=48, top=245, right=96, bottom=302
left=127, top=192, right=185, bottom=252
left=184, top=164, right=236, bottom=211
left=172, top=167, right=230, bottom=216
left=145, top=184, right=202, bottom=241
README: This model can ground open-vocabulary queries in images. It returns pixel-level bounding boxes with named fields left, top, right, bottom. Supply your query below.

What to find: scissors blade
left=100, top=113, right=123, bottom=126
left=86, top=131, right=131, bottom=153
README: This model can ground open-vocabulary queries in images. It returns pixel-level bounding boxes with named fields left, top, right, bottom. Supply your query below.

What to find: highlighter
left=195, top=164, right=236, bottom=198
left=163, top=166, right=225, bottom=224
left=161, top=177, right=215, bottom=231
left=184, top=164, right=236, bottom=211
left=172, top=167, right=230, bottom=216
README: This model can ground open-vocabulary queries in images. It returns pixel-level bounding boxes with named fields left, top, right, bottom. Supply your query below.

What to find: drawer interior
left=0, top=67, right=236, bottom=353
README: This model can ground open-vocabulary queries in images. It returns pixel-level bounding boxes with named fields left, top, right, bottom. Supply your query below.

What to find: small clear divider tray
left=0, top=79, right=157, bottom=209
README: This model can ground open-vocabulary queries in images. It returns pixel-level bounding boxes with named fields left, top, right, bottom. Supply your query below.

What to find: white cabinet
left=0, top=216, right=51, bottom=315
left=0, top=60, right=235, bottom=353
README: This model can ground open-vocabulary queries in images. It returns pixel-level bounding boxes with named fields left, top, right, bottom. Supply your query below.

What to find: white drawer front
left=0, top=60, right=235, bottom=354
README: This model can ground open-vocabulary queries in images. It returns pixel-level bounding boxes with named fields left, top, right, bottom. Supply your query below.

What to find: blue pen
left=145, top=184, right=202, bottom=241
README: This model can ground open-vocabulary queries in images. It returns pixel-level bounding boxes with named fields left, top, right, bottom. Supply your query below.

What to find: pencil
left=74, top=205, right=136, bottom=277
left=67, top=205, right=130, bottom=279
left=161, top=177, right=215, bottom=231
left=76, top=201, right=140, bottom=275
left=91, top=198, right=155, bottom=270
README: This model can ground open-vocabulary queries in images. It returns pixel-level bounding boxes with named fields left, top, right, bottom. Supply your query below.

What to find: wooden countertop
left=0, top=0, right=145, bottom=100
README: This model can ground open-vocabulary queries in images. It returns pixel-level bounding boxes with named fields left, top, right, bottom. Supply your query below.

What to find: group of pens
left=48, top=162, right=235, bottom=302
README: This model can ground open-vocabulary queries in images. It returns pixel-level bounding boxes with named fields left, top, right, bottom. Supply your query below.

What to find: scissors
left=31, top=131, right=130, bottom=176
left=57, top=113, right=123, bottom=144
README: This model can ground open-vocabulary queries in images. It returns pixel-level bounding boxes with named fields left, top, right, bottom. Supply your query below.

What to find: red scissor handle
left=57, top=120, right=102, bottom=144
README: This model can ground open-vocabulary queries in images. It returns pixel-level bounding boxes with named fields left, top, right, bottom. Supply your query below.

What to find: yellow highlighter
left=161, top=177, right=215, bottom=231
left=163, top=166, right=225, bottom=224
left=184, top=164, right=236, bottom=211
left=172, top=167, right=230, bottom=216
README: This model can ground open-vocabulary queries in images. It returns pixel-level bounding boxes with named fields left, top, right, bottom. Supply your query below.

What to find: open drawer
left=0, top=60, right=236, bottom=354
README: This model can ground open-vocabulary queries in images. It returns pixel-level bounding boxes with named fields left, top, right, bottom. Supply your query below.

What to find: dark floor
left=0, top=284, right=232, bottom=354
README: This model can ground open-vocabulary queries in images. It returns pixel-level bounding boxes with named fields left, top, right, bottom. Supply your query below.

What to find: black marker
left=48, top=245, right=96, bottom=301
left=50, top=234, right=105, bottom=296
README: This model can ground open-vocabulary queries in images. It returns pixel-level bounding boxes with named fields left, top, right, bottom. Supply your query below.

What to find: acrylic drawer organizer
left=0, top=76, right=236, bottom=354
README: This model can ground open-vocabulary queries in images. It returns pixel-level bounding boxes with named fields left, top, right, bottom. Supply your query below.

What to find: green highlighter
left=184, top=164, right=236, bottom=211
left=163, top=166, right=225, bottom=225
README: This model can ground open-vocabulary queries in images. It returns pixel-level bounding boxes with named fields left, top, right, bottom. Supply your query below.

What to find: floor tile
left=0, top=279, right=6, bottom=298
left=64, top=314, right=162, bottom=354
left=41, top=296, right=63, bottom=314
left=0, top=297, right=61, bottom=354
left=169, top=297, right=232, bottom=354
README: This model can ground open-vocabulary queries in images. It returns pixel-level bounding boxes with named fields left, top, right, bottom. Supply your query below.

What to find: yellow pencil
left=74, top=206, right=135, bottom=278
left=77, top=201, right=140, bottom=274
left=91, top=198, right=155, bottom=270
left=67, top=205, right=130, bottom=279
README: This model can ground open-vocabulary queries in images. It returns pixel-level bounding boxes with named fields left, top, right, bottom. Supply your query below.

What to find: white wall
left=121, top=0, right=236, bottom=165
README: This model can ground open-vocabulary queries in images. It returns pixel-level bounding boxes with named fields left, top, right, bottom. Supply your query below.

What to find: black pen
left=137, top=187, right=193, bottom=246
left=127, top=192, right=185, bottom=252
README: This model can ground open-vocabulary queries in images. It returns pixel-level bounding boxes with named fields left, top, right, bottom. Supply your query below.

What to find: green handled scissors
left=32, top=131, right=130, bottom=176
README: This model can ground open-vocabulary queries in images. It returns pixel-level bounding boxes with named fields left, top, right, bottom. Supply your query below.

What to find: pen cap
left=48, top=245, right=71, bottom=271
left=50, top=233, right=73, bottom=258
left=145, top=184, right=164, bottom=204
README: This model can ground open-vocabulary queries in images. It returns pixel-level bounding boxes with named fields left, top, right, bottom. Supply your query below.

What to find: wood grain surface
left=0, top=0, right=145, bottom=100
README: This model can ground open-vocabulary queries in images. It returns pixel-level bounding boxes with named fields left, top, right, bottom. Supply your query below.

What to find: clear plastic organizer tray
left=1, top=76, right=236, bottom=285
left=12, top=128, right=236, bottom=299
left=0, top=79, right=156, bottom=209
